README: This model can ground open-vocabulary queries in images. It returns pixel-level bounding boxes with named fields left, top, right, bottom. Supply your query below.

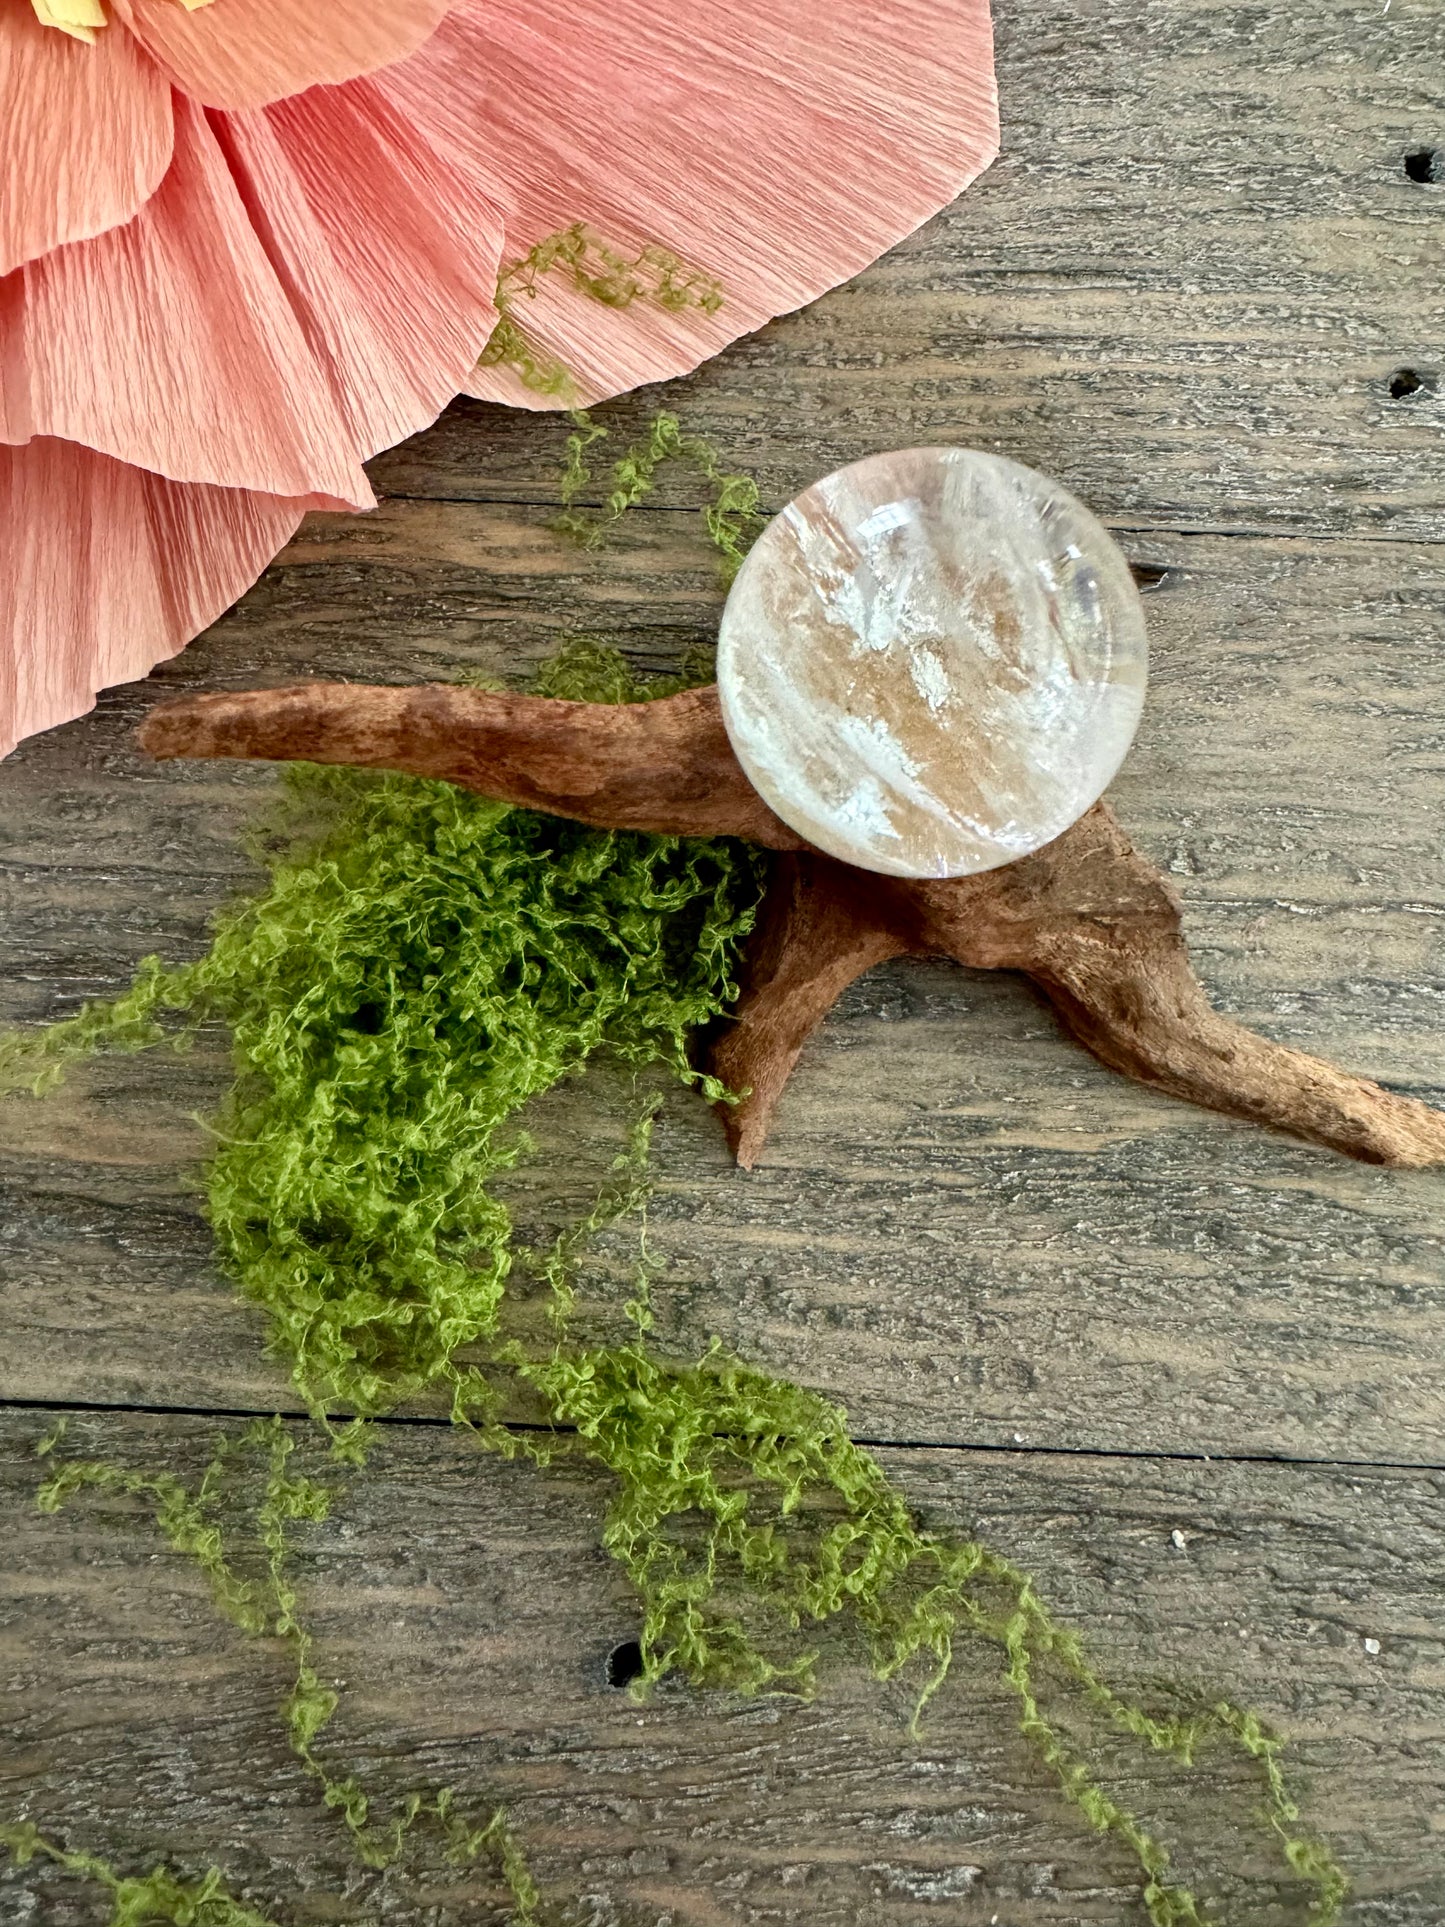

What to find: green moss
left=0, top=644, right=764, bottom=1421
left=29, top=1420, right=540, bottom=1920
left=1, top=549, right=1347, bottom=1926
left=474, top=225, right=763, bottom=582
left=477, top=222, right=725, bottom=402
left=486, top=1114, right=1346, bottom=1927
left=556, top=408, right=765, bottom=583
left=0, top=1823, right=278, bottom=1927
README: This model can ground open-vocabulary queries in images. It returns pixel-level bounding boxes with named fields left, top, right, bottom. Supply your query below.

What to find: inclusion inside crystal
left=716, top=446, right=1149, bottom=879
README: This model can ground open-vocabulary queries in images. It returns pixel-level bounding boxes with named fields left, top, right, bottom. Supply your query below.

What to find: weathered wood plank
left=2, top=1411, right=1441, bottom=1927
left=8, top=504, right=1445, bottom=1449
left=371, top=0, right=1445, bottom=540
left=4, top=7, right=1441, bottom=1921
left=2, top=506, right=1442, bottom=1460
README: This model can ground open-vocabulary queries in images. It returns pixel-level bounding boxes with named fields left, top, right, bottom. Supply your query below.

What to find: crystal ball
left=716, top=447, right=1149, bottom=878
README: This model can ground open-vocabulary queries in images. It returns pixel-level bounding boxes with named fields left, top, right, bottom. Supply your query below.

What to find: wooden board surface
left=4, top=1412, right=1443, bottom=1927
left=4, top=512, right=1443, bottom=1464
left=3, top=0, right=1444, bottom=1918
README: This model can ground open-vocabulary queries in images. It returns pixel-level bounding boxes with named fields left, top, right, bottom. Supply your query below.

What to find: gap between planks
left=4, top=1393, right=1441, bottom=1481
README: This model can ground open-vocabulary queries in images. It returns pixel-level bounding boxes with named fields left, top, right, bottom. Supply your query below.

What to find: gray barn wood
left=3, top=1414, right=1443, bottom=1927
left=4, top=516, right=1443, bottom=1462
left=2, top=0, right=1444, bottom=1919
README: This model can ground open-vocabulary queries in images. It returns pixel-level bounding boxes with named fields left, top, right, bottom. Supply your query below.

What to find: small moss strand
left=475, top=312, right=577, bottom=401
left=0, top=1822, right=278, bottom=1926
left=478, top=223, right=724, bottom=402
left=35, top=1423, right=538, bottom=1923
left=558, top=407, right=609, bottom=511
left=494, top=223, right=722, bottom=320
left=554, top=409, right=764, bottom=581
left=36, top=1440, right=272, bottom=1636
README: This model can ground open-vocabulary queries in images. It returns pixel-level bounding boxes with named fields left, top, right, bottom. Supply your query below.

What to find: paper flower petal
left=0, top=9, right=174, bottom=278
left=115, top=0, right=456, bottom=110
left=2, top=89, right=504, bottom=501
left=381, top=0, right=998, bottom=408
left=226, top=82, right=508, bottom=464
left=0, top=437, right=314, bottom=758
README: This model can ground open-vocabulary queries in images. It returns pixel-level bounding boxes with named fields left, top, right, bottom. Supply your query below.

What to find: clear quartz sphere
left=716, top=447, right=1149, bottom=878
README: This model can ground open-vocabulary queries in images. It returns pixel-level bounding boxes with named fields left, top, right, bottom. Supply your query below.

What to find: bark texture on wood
left=711, top=853, right=913, bottom=1168
left=139, top=681, right=806, bottom=852
left=139, top=682, right=1445, bottom=1170
left=903, top=808, right=1445, bottom=1170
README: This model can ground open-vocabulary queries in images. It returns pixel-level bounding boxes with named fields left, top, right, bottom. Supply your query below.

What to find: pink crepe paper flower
left=2, top=0, right=999, bottom=760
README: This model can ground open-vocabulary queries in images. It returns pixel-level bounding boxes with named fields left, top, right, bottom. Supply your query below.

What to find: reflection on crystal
left=716, top=447, right=1149, bottom=878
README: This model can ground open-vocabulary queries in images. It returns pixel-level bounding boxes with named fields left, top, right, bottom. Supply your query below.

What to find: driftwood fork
left=139, top=679, right=1445, bottom=1170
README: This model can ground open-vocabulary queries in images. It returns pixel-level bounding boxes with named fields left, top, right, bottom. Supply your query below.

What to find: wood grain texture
left=138, top=679, right=805, bottom=848
left=370, top=0, right=1445, bottom=541
left=3, top=1412, right=1442, bottom=1927
left=4, top=1, right=1445, bottom=1917
left=2, top=509, right=1442, bottom=1461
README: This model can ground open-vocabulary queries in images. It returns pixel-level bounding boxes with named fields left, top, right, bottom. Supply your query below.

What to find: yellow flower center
left=30, top=0, right=212, bottom=44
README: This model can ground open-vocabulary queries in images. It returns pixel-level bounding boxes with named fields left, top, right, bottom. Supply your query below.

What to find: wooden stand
left=140, top=680, right=1445, bottom=1169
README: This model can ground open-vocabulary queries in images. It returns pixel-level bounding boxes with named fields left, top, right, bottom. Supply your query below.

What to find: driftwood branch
left=711, top=853, right=912, bottom=1168
left=905, top=807, right=1445, bottom=1169
left=139, top=684, right=1445, bottom=1170
left=139, top=682, right=805, bottom=850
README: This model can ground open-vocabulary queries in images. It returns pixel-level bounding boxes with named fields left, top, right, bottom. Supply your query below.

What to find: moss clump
left=0, top=644, right=764, bottom=1419
left=2, top=641, right=1348, bottom=1924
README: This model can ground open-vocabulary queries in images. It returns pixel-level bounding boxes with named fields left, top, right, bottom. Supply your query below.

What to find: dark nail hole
left=1130, top=562, right=1176, bottom=593
left=347, top=1001, right=386, bottom=1035
left=1388, top=368, right=1434, bottom=401
left=605, top=1638, right=645, bottom=1688
left=1405, top=147, right=1443, bottom=184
